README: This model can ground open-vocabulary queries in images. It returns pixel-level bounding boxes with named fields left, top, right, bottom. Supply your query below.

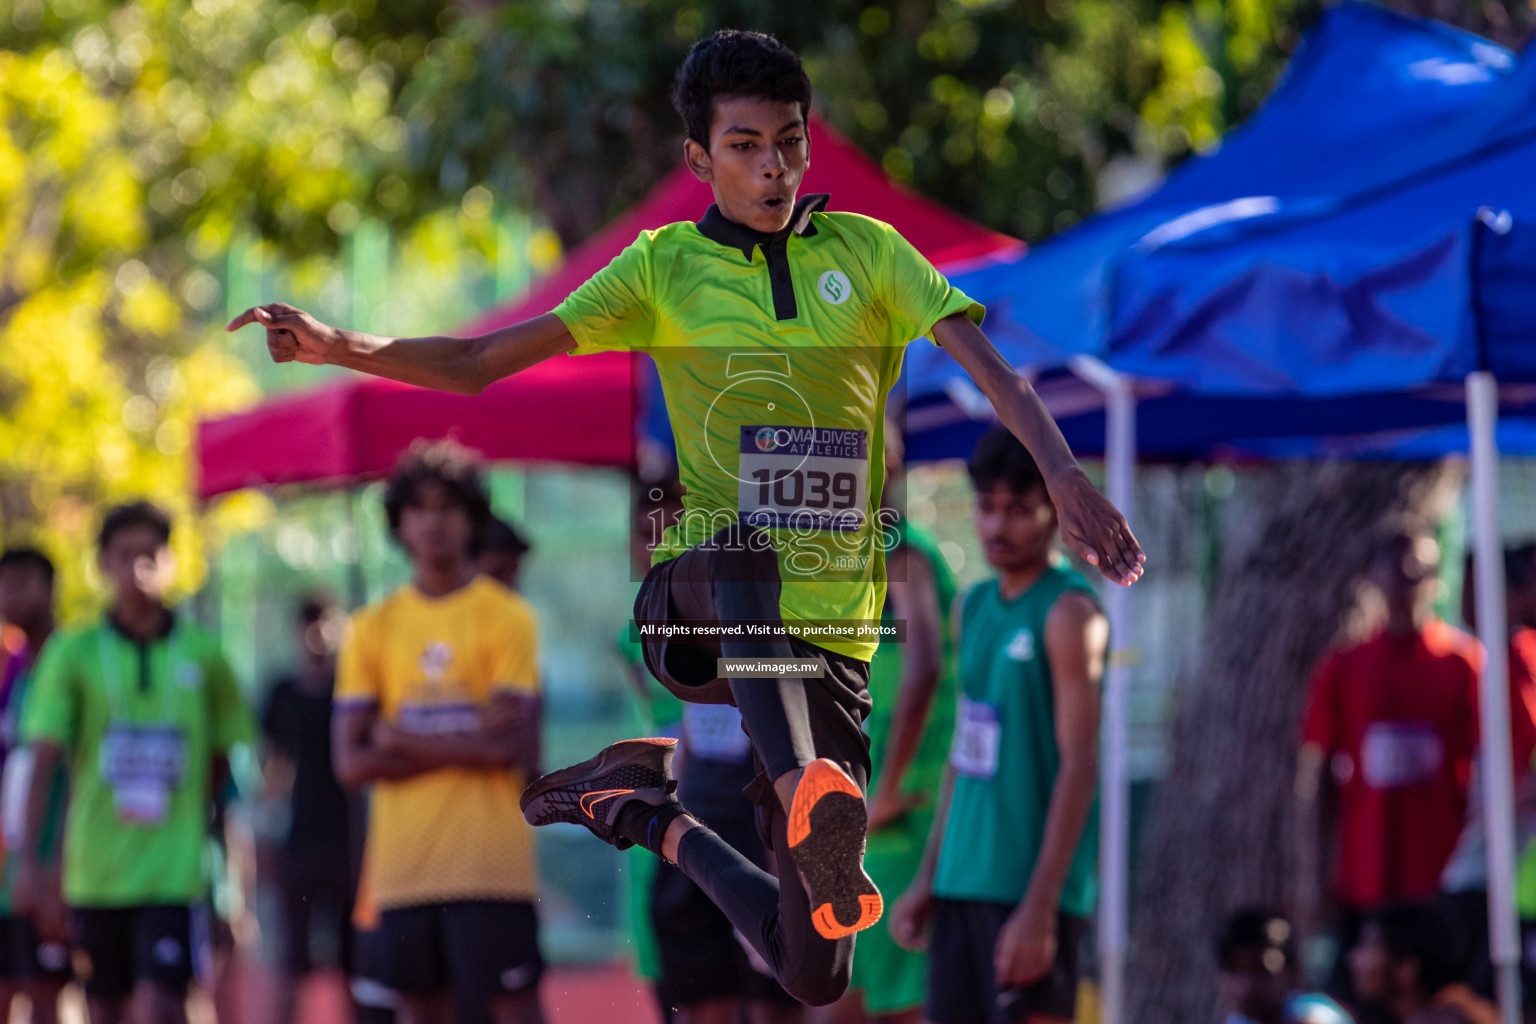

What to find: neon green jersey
left=20, top=614, right=253, bottom=907
left=554, top=196, right=982, bottom=661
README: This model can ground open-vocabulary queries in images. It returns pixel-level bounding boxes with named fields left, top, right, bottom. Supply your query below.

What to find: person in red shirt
left=1296, top=529, right=1480, bottom=1008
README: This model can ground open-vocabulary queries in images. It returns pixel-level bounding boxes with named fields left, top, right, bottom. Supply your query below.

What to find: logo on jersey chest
left=1005, top=628, right=1035, bottom=662
left=817, top=270, right=852, bottom=305
left=419, top=642, right=454, bottom=685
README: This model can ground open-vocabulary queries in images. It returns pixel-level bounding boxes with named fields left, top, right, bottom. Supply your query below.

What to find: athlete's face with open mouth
left=686, top=95, right=808, bottom=234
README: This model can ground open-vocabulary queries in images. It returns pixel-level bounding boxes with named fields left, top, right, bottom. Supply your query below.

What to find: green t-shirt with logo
left=20, top=614, right=253, bottom=908
left=932, top=563, right=1100, bottom=914
left=554, top=200, right=982, bottom=661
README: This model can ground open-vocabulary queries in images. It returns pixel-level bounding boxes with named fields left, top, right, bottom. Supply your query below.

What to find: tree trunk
left=1127, top=460, right=1463, bottom=1024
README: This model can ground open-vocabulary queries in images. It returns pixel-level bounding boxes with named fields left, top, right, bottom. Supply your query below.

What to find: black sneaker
left=519, top=737, right=678, bottom=850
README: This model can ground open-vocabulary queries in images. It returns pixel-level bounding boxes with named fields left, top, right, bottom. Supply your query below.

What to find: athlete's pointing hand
left=227, top=303, right=338, bottom=366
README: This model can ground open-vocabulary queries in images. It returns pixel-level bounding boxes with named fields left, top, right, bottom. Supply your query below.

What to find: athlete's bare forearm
left=333, top=705, right=428, bottom=787
left=1020, top=755, right=1096, bottom=912
left=931, top=312, right=1144, bottom=584
left=328, top=314, right=573, bottom=394
left=1021, top=592, right=1105, bottom=911
left=912, top=764, right=957, bottom=891
left=931, top=313, right=1080, bottom=484
left=227, top=306, right=575, bottom=396
left=869, top=550, right=944, bottom=817
left=375, top=727, right=525, bottom=773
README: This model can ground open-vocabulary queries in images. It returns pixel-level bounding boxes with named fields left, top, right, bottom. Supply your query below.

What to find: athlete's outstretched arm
left=226, top=305, right=575, bottom=396
left=932, top=312, right=1145, bottom=586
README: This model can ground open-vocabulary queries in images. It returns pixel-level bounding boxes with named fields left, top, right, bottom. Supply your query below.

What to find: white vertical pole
left=1074, top=357, right=1136, bottom=1024
left=1468, top=370, right=1522, bottom=1024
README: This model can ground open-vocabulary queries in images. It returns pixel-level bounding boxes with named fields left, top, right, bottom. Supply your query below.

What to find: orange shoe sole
left=787, top=759, right=883, bottom=940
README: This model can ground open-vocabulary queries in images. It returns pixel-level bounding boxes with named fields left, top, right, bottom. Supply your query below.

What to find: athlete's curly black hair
left=671, top=29, right=813, bottom=145
left=383, top=439, right=493, bottom=552
left=966, top=426, right=1047, bottom=499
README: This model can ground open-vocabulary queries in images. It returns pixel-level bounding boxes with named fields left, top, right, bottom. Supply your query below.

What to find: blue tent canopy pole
left=1468, top=370, right=1521, bottom=1024
left=1071, top=356, right=1138, bottom=1024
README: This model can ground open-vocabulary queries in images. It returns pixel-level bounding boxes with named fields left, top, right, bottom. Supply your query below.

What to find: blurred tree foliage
left=406, top=0, right=1323, bottom=244
left=411, top=0, right=1532, bottom=243
left=0, top=0, right=493, bottom=613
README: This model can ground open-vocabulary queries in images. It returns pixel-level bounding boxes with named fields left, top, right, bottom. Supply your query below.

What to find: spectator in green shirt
left=15, top=501, right=254, bottom=1024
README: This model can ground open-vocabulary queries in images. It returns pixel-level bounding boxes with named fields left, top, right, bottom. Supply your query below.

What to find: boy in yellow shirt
left=333, top=442, right=545, bottom=1024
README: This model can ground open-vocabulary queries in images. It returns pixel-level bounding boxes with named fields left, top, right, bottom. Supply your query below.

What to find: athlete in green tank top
left=891, top=428, right=1107, bottom=1024
left=932, top=564, right=1099, bottom=912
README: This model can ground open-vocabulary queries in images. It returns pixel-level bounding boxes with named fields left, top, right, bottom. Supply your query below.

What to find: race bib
left=950, top=697, right=1001, bottom=779
left=100, top=724, right=187, bottom=827
left=683, top=704, right=751, bottom=763
left=397, top=701, right=482, bottom=736
left=738, top=425, right=868, bottom=532
left=1360, top=721, right=1444, bottom=789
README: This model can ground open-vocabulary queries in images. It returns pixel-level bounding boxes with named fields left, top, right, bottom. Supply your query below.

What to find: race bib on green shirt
left=100, top=723, right=187, bottom=827
left=950, top=697, right=1000, bottom=779
left=738, top=425, right=867, bottom=533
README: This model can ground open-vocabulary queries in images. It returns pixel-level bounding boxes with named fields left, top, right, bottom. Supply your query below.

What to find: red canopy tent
left=195, top=118, right=1021, bottom=499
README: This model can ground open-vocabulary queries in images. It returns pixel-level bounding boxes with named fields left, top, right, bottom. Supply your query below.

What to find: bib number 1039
left=748, top=468, right=858, bottom=510
left=738, top=425, right=868, bottom=532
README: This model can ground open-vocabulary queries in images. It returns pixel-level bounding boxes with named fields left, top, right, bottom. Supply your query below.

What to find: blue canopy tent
left=904, top=0, right=1528, bottom=459
left=898, top=7, right=1533, bottom=1023
left=909, top=0, right=1516, bottom=378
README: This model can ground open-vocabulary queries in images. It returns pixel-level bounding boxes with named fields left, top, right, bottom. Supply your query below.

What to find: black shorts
left=70, top=904, right=204, bottom=999
left=275, top=852, right=354, bottom=975
left=376, top=900, right=543, bottom=1002
left=634, top=540, right=874, bottom=821
left=0, top=915, right=70, bottom=984
left=927, top=899, right=1085, bottom=1024
left=349, top=923, right=399, bottom=1019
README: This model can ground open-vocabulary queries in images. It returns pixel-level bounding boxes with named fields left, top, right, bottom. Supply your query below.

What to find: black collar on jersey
left=695, top=193, right=829, bottom=260
left=108, top=607, right=176, bottom=694
left=108, top=607, right=175, bottom=646
left=696, top=194, right=830, bottom=322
